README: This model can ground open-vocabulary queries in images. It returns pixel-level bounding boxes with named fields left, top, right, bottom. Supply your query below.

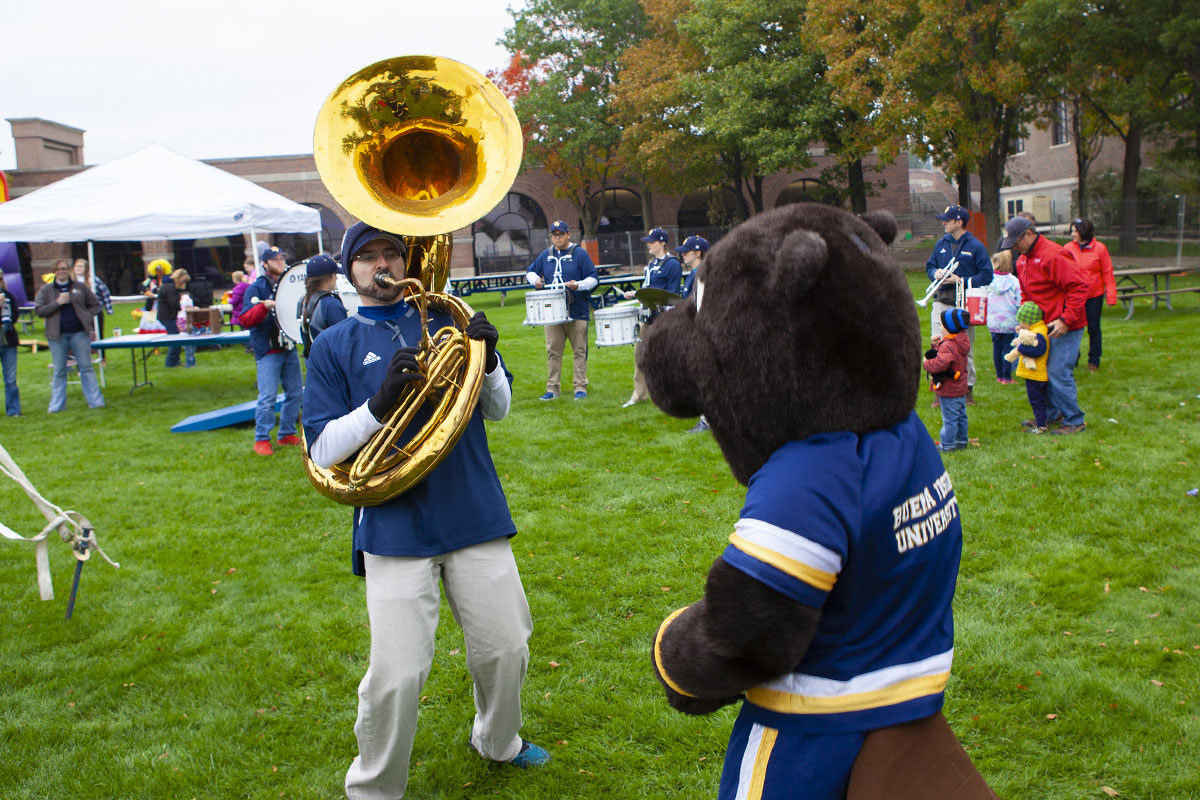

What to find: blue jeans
left=939, top=395, right=968, bottom=448
left=48, top=330, right=105, bottom=412
left=0, top=344, right=19, bottom=415
left=162, top=319, right=196, bottom=367
left=1046, top=327, right=1085, bottom=426
left=255, top=349, right=302, bottom=441
left=990, top=331, right=1014, bottom=381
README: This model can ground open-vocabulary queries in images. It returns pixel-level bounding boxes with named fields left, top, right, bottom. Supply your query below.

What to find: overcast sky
left=1, top=0, right=519, bottom=172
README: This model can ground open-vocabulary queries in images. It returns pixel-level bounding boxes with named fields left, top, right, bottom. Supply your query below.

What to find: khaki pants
left=931, top=300, right=976, bottom=387
left=545, top=319, right=589, bottom=395
left=345, top=539, right=533, bottom=799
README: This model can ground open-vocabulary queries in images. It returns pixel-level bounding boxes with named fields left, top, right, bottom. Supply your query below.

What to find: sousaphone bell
left=304, top=55, right=523, bottom=505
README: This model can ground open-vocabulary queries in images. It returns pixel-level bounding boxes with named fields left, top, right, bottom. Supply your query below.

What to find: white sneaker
left=621, top=399, right=638, bottom=408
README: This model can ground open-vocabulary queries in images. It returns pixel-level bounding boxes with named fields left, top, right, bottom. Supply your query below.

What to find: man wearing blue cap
left=525, top=220, right=598, bottom=400
left=925, top=205, right=992, bottom=406
left=298, top=253, right=348, bottom=357
left=304, top=221, right=549, bottom=798
left=677, top=235, right=710, bottom=433
left=623, top=227, right=682, bottom=407
left=240, top=246, right=303, bottom=455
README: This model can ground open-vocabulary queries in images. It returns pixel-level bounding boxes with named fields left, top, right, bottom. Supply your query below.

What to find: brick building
left=3, top=117, right=913, bottom=296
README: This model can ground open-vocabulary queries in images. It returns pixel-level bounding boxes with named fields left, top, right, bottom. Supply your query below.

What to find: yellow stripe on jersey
left=747, top=726, right=778, bottom=800
left=745, top=671, right=950, bottom=715
left=653, top=607, right=698, bottom=698
left=728, top=532, right=838, bottom=592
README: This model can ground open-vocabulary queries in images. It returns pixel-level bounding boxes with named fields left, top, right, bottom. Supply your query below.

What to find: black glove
left=465, top=311, right=499, bottom=372
left=367, top=346, right=423, bottom=421
left=924, top=346, right=939, bottom=360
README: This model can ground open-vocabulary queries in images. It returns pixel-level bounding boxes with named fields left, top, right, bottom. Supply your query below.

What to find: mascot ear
left=773, top=230, right=828, bottom=298
left=859, top=211, right=898, bottom=246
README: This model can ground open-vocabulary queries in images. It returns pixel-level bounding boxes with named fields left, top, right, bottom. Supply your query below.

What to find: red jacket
left=1015, top=235, right=1089, bottom=331
left=922, top=332, right=971, bottom=398
left=1065, top=239, right=1117, bottom=304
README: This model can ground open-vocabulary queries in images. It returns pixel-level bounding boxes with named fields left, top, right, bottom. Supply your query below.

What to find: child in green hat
left=1006, top=301, right=1050, bottom=433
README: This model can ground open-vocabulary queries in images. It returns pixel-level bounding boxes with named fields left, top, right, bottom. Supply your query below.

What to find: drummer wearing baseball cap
left=240, top=245, right=303, bottom=455
left=623, top=227, right=682, bottom=407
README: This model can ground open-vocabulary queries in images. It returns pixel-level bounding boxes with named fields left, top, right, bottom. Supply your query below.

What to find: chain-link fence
left=594, top=225, right=727, bottom=269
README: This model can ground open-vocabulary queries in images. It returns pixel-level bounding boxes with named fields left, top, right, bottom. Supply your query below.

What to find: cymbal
left=635, top=287, right=683, bottom=308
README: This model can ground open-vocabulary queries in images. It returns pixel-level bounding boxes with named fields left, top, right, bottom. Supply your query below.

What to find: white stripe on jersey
left=758, top=648, right=954, bottom=698
left=734, top=517, right=844, bottom=576
left=734, top=722, right=770, bottom=800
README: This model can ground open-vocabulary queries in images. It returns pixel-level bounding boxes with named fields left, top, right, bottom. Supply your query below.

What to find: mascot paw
left=666, top=690, right=743, bottom=716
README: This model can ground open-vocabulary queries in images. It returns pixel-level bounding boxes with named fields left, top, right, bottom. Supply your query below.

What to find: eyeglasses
left=351, top=249, right=403, bottom=264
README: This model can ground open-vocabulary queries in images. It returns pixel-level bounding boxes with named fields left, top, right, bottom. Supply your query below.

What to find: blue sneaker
left=574, top=390, right=587, bottom=400
left=539, top=391, right=559, bottom=401
left=509, top=740, right=551, bottom=769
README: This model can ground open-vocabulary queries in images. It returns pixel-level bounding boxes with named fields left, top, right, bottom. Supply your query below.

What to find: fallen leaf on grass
left=1046, top=713, right=1058, bottom=719
left=225, top=567, right=237, bottom=575
left=1150, top=679, right=1164, bottom=687
left=549, top=661, right=560, bottom=668
left=448, top=649, right=460, bottom=656
left=1101, top=787, right=1119, bottom=797
left=1064, top=631, right=1075, bottom=636
left=1149, top=612, right=1159, bottom=618
left=1140, top=586, right=1149, bottom=592
left=1104, top=583, right=1110, bottom=593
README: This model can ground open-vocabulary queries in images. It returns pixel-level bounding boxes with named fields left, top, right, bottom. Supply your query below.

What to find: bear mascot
left=639, top=203, right=997, bottom=800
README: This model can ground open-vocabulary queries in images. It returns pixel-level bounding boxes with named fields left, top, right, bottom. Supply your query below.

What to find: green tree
left=501, top=0, right=647, bottom=237
left=809, top=0, right=1036, bottom=248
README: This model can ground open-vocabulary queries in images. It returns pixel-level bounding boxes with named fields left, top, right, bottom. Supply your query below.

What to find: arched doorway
left=776, top=179, right=841, bottom=208
left=472, top=193, right=548, bottom=275
left=676, top=186, right=741, bottom=245
left=589, top=188, right=643, bottom=266
left=274, top=203, right=346, bottom=262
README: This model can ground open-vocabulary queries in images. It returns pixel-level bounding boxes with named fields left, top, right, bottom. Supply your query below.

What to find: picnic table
left=16, top=305, right=37, bottom=335
left=91, top=330, right=250, bottom=393
left=448, top=264, right=626, bottom=305
left=1112, top=266, right=1200, bottom=320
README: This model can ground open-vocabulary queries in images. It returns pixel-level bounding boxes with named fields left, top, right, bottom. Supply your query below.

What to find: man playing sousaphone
left=303, top=222, right=549, bottom=799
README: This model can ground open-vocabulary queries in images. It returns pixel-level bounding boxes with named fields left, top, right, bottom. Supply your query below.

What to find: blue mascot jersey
left=303, top=304, right=516, bottom=576
left=720, top=411, right=962, bottom=733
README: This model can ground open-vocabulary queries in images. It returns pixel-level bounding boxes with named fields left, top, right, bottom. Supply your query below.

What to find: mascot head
left=638, top=203, right=921, bottom=485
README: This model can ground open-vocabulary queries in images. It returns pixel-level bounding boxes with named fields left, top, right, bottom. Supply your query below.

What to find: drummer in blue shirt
left=524, top=220, right=598, bottom=400
left=623, top=227, right=681, bottom=408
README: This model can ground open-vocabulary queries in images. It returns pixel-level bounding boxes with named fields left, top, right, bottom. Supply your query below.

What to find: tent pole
left=87, top=240, right=96, bottom=285
left=250, top=224, right=262, bottom=277
left=317, top=229, right=324, bottom=255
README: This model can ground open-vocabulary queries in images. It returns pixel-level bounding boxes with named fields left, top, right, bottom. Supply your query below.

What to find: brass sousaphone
left=304, top=55, right=523, bottom=505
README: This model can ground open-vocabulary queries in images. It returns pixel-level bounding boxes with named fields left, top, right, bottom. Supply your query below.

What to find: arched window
left=776, top=179, right=841, bottom=208
left=589, top=188, right=643, bottom=234
left=472, top=193, right=548, bottom=275
left=676, top=186, right=742, bottom=229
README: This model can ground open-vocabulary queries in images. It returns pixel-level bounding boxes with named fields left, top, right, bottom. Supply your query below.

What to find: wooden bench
left=19, top=339, right=47, bottom=353
left=1113, top=266, right=1199, bottom=319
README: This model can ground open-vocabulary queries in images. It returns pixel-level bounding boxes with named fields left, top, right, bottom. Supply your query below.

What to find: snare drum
left=594, top=302, right=640, bottom=347
left=523, top=287, right=569, bottom=326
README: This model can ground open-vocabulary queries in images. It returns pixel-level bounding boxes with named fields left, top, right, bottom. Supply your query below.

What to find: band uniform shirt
left=644, top=255, right=682, bottom=294
left=719, top=412, right=961, bottom=733
left=525, top=245, right=599, bottom=321
left=924, top=231, right=993, bottom=304
left=242, top=274, right=286, bottom=357
left=303, top=303, right=517, bottom=576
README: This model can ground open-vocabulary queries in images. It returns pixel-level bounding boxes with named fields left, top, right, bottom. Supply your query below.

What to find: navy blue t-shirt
left=644, top=256, right=682, bottom=293
left=303, top=301, right=516, bottom=576
left=721, top=412, right=962, bottom=733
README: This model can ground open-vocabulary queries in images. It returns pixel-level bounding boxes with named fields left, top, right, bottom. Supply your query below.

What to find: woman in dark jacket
left=0, top=272, right=21, bottom=415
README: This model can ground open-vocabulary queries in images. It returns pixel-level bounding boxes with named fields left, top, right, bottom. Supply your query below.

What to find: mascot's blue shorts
left=718, top=709, right=865, bottom=800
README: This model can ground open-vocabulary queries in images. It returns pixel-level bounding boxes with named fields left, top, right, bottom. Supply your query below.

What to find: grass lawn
left=2, top=278, right=1198, bottom=800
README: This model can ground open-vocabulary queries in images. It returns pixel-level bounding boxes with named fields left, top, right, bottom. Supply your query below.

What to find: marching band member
left=303, top=221, right=549, bottom=800
left=677, top=235, right=710, bottom=433
left=298, top=253, right=348, bottom=357
left=525, top=220, right=598, bottom=400
left=623, top=227, right=681, bottom=408
left=239, top=246, right=302, bottom=455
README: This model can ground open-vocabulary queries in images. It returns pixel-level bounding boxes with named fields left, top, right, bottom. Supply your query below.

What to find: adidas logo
left=363, top=351, right=381, bottom=366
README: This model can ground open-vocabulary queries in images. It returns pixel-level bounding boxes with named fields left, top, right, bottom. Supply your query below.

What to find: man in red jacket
left=1002, top=217, right=1089, bottom=434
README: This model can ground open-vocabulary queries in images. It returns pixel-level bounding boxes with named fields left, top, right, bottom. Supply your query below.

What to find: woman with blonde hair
left=158, top=268, right=195, bottom=367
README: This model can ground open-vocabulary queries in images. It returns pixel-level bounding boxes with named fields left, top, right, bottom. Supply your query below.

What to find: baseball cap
left=306, top=254, right=339, bottom=277
left=935, top=205, right=970, bottom=222
left=340, top=221, right=409, bottom=273
left=261, top=247, right=286, bottom=262
left=641, top=227, right=668, bottom=243
left=675, top=235, right=710, bottom=253
left=998, top=216, right=1035, bottom=250
left=549, top=220, right=570, bottom=233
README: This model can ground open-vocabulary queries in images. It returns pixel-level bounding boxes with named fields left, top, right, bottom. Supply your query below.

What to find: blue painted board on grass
left=171, top=394, right=285, bottom=433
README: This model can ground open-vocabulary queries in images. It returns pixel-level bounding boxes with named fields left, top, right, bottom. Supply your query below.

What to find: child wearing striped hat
left=1007, top=301, right=1051, bottom=433
left=922, top=307, right=972, bottom=452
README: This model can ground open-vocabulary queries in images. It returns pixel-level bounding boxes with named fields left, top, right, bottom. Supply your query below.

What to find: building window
left=1013, top=137, right=1026, bottom=155
left=1051, top=101, right=1069, bottom=146
left=472, top=192, right=548, bottom=275
left=1007, top=199, right=1025, bottom=218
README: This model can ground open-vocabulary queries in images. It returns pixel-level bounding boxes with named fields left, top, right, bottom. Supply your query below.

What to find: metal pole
left=87, top=240, right=96, bottom=285
left=1176, top=194, right=1185, bottom=270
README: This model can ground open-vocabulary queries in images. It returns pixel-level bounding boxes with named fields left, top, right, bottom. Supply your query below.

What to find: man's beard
left=354, top=271, right=404, bottom=303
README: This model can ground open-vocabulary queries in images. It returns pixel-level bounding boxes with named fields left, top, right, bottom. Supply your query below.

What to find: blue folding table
left=91, top=330, right=251, bottom=393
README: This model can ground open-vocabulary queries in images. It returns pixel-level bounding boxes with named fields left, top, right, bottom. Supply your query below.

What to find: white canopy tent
left=0, top=143, right=323, bottom=281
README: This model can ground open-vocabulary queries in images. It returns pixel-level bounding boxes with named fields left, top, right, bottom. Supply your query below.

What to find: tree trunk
left=641, top=186, right=655, bottom=232
left=979, top=155, right=1006, bottom=254
left=749, top=176, right=765, bottom=215
left=848, top=158, right=867, bottom=214
left=956, top=166, right=971, bottom=208
left=1119, top=121, right=1143, bottom=256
